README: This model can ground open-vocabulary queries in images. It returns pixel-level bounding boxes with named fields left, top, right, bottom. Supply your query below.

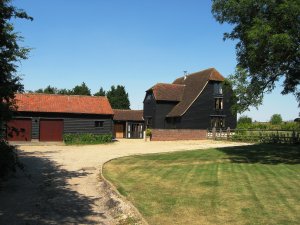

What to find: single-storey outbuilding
left=113, top=109, right=144, bottom=139
left=7, top=93, right=114, bottom=142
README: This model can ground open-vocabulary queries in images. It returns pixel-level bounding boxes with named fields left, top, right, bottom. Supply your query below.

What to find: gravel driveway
left=0, top=139, right=249, bottom=225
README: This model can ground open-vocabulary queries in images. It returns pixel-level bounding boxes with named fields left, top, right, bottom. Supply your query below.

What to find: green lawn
left=103, top=144, right=300, bottom=225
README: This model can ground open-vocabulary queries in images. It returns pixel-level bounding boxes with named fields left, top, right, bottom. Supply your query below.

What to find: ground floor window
left=145, top=117, right=152, bottom=128
left=211, top=117, right=225, bottom=128
left=127, top=122, right=144, bottom=139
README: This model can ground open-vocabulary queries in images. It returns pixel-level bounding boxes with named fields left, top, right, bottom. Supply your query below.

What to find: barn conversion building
left=143, top=68, right=237, bottom=130
left=6, top=94, right=114, bottom=142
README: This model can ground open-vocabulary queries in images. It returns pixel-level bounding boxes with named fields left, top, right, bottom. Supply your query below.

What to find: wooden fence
left=207, top=128, right=300, bottom=144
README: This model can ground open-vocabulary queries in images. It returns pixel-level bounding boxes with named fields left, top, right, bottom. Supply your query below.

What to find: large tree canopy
left=212, top=0, right=300, bottom=112
left=106, top=85, right=130, bottom=109
left=0, top=0, right=32, bottom=129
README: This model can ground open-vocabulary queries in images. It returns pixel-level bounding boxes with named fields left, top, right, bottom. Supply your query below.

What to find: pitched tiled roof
left=113, top=109, right=144, bottom=121
left=148, top=83, right=185, bottom=101
left=167, top=68, right=225, bottom=117
left=14, top=93, right=114, bottom=115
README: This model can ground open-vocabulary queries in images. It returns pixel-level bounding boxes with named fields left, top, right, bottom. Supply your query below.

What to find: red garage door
left=40, top=119, right=63, bottom=142
left=7, top=119, right=32, bottom=141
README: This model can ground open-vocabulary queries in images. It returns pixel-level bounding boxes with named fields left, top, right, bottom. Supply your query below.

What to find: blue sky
left=13, top=0, right=298, bottom=121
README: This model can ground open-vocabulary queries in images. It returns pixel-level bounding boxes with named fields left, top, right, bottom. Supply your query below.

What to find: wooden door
left=40, top=119, right=63, bottom=141
left=7, top=119, right=32, bottom=141
left=114, top=123, right=124, bottom=139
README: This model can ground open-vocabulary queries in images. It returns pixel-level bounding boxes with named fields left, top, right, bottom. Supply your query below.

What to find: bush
left=270, top=114, right=283, bottom=125
left=238, top=115, right=252, bottom=125
left=64, top=133, right=113, bottom=145
left=0, top=141, right=18, bottom=178
left=146, top=128, right=152, bottom=137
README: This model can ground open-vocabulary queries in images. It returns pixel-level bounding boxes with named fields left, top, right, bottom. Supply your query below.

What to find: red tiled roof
left=168, top=68, right=225, bottom=117
left=14, top=93, right=114, bottom=115
left=149, top=83, right=185, bottom=101
left=113, top=109, right=144, bottom=121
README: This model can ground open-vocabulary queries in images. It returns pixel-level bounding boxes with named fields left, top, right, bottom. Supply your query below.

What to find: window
left=146, top=117, right=152, bottom=128
left=211, top=117, right=225, bottom=128
left=214, top=83, right=223, bottom=95
left=95, top=121, right=104, bottom=128
left=215, top=98, right=223, bottom=110
left=145, top=93, right=153, bottom=103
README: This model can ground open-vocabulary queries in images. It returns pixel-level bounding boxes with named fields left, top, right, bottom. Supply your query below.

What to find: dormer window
left=214, top=83, right=223, bottom=95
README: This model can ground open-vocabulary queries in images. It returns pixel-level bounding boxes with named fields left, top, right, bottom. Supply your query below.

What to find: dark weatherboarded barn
left=6, top=93, right=114, bottom=142
left=143, top=68, right=237, bottom=130
left=113, top=109, right=144, bottom=139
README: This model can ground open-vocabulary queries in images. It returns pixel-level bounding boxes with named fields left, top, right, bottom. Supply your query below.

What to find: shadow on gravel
left=0, top=150, right=104, bottom=225
left=218, top=144, right=300, bottom=165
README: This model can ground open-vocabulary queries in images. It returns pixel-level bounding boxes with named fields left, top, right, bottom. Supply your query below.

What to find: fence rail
left=207, top=128, right=300, bottom=144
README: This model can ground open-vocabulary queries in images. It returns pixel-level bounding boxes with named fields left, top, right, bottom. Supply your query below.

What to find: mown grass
left=103, top=144, right=300, bottom=225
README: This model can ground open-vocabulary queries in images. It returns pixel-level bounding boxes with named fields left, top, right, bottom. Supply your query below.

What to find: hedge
left=63, top=133, right=113, bottom=145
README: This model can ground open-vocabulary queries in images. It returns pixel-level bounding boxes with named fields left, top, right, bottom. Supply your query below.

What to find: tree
left=94, top=87, right=106, bottom=96
left=71, top=82, right=91, bottom=96
left=57, top=88, right=72, bottom=95
left=34, top=85, right=57, bottom=94
left=270, top=114, right=283, bottom=125
left=212, top=0, right=300, bottom=112
left=0, top=0, right=32, bottom=134
left=238, top=115, right=252, bottom=125
left=228, top=67, right=264, bottom=113
left=106, top=85, right=130, bottom=109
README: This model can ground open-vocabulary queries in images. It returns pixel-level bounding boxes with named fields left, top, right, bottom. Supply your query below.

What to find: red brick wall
left=151, top=129, right=207, bottom=141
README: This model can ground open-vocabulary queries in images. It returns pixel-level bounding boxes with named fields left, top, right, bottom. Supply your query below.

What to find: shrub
left=146, top=128, right=152, bottom=137
left=64, top=133, right=113, bottom=145
left=238, top=115, right=252, bottom=125
left=270, top=114, right=283, bottom=125
left=0, top=141, right=18, bottom=178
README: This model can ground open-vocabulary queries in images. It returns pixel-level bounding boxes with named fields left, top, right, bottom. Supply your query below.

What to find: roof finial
left=183, top=71, right=188, bottom=80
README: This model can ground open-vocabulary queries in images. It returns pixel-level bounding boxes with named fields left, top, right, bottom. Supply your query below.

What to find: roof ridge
left=19, top=93, right=108, bottom=98
left=154, top=83, right=186, bottom=86
left=173, top=67, right=216, bottom=82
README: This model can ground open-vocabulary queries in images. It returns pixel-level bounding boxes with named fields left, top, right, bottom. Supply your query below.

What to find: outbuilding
left=6, top=93, right=114, bottom=142
left=113, top=109, right=144, bottom=139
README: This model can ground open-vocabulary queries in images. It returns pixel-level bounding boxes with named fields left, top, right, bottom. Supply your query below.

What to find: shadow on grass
left=217, top=144, right=300, bottom=165
left=0, top=150, right=105, bottom=225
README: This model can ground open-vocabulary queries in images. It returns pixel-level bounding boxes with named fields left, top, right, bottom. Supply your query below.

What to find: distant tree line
left=29, top=82, right=130, bottom=109
left=237, top=114, right=299, bottom=130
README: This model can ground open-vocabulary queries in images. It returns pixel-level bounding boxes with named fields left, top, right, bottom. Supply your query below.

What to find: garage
left=7, top=119, right=32, bottom=141
left=40, top=119, right=64, bottom=142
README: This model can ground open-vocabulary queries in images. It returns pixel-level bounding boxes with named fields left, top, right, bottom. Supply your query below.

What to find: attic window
left=145, top=93, right=153, bottom=102
left=214, top=83, right=223, bottom=95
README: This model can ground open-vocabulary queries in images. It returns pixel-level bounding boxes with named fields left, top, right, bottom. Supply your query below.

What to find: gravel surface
left=0, top=139, right=249, bottom=225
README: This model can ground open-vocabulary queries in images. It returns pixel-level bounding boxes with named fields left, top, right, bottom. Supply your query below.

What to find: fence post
left=212, top=127, right=216, bottom=140
left=226, top=127, right=230, bottom=140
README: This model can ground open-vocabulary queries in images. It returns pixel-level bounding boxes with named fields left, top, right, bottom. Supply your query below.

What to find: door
left=114, top=123, right=124, bottom=139
left=128, top=123, right=144, bottom=139
left=7, top=119, right=32, bottom=141
left=40, top=119, right=63, bottom=141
